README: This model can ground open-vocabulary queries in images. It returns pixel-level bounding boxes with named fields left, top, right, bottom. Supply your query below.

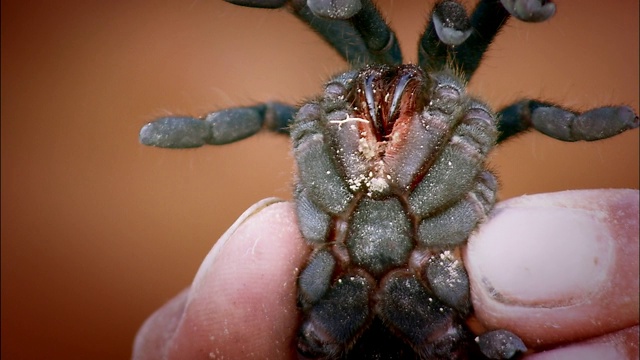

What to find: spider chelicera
left=139, top=1, right=638, bottom=359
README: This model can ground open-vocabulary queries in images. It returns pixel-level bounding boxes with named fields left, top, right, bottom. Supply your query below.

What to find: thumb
left=465, top=189, right=639, bottom=353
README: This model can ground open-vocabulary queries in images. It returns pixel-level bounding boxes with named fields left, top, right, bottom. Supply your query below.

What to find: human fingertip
left=466, top=189, right=639, bottom=346
left=162, top=200, right=304, bottom=359
left=468, top=191, right=617, bottom=307
left=193, top=197, right=287, bottom=289
left=133, top=199, right=300, bottom=359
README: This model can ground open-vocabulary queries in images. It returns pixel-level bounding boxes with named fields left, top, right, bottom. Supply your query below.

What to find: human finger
left=465, top=189, right=639, bottom=350
left=132, top=199, right=308, bottom=360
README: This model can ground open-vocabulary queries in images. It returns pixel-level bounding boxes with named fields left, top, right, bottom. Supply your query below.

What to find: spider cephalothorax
left=139, top=1, right=638, bottom=359
left=291, top=61, right=502, bottom=358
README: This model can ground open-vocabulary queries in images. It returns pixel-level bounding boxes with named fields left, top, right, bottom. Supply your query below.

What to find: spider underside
left=139, top=1, right=639, bottom=359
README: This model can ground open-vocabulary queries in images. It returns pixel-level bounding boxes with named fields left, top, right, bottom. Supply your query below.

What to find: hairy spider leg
left=419, top=0, right=556, bottom=78
left=139, top=102, right=295, bottom=148
left=496, top=100, right=639, bottom=143
left=293, top=7, right=374, bottom=66
left=412, top=0, right=639, bottom=143
left=223, top=0, right=372, bottom=66
left=138, top=0, right=402, bottom=149
left=335, top=0, right=402, bottom=66
left=231, top=0, right=404, bottom=66
left=419, top=0, right=509, bottom=80
left=139, top=0, right=638, bottom=150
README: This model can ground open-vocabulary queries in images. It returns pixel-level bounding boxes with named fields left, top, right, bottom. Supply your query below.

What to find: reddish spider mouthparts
left=311, top=64, right=497, bottom=202
left=351, top=65, right=427, bottom=141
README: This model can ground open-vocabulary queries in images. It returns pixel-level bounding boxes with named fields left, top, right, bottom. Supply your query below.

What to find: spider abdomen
left=293, top=65, right=499, bottom=358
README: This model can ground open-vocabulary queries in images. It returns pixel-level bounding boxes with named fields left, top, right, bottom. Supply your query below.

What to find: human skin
left=132, top=189, right=639, bottom=359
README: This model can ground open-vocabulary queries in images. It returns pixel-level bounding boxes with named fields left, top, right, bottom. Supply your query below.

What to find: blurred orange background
left=1, top=0, right=638, bottom=358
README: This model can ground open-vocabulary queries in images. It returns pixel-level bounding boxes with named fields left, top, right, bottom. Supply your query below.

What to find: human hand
left=132, top=189, right=639, bottom=359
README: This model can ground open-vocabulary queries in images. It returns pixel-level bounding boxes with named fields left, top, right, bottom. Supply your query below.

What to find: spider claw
left=476, top=330, right=527, bottom=359
left=432, top=0, right=472, bottom=46
left=500, top=0, right=556, bottom=22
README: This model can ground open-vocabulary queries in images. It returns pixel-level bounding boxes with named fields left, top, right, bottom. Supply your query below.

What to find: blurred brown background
left=1, top=0, right=638, bottom=358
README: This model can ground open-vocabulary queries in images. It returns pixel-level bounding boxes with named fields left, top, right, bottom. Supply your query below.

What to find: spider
left=139, top=0, right=638, bottom=358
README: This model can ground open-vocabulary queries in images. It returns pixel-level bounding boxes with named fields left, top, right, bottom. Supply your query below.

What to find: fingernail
left=468, top=192, right=617, bottom=307
left=191, top=197, right=285, bottom=292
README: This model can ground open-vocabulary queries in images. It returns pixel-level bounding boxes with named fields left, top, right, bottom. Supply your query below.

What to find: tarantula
left=139, top=0, right=638, bottom=358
